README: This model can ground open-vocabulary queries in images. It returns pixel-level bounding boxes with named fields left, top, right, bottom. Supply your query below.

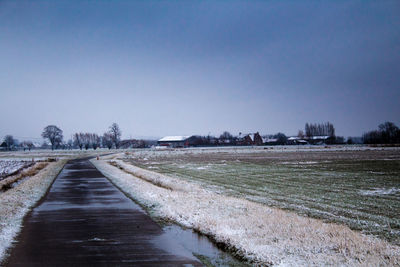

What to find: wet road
left=5, top=158, right=202, bottom=266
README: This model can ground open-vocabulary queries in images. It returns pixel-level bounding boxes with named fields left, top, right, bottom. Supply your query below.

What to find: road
left=4, top=158, right=202, bottom=266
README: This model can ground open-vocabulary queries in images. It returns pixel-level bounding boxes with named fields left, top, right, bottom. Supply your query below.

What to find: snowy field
left=0, top=161, right=32, bottom=179
left=123, top=146, right=400, bottom=246
left=93, top=146, right=400, bottom=266
left=0, top=149, right=111, bottom=161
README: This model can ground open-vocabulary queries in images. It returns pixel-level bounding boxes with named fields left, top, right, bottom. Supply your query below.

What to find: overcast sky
left=1, top=1, right=399, bottom=141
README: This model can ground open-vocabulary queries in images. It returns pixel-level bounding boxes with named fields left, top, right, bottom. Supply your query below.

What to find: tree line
left=2, top=121, right=399, bottom=150
left=305, top=122, right=335, bottom=137
left=362, top=122, right=400, bottom=144
left=41, top=123, right=122, bottom=150
left=72, top=123, right=121, bottom=150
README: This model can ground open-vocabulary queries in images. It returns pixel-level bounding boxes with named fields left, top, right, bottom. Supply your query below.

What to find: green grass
left=124, top=150, right=400, bottom=245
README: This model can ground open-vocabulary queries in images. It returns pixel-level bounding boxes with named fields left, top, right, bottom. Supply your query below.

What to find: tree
left=102, top=133, right=113, bottom=149
left=83, top=133, right=91, bottom=150
left=73, top=133, right=84, bottom=150
left=219, top=131, right=233, bottom=144
left=347, top=137, right=353, bottom=145
left=67, top=139, right=73, bottom=150
left=109, top=123, right=121, bottom=149
left=273, top=132, right=287, bottom=145
left=3, top=135, right=15, bottom=151
left=363, top=122, right=400, bottom=144
left=91, top=133, right=100, bottom=150
left=378, top=122, right=399, bottom=144
left=42, top=125, right=63, bottom=150
left=305, top=122, right=335, bottom=137
left=363, top=130, right=382, bottom=144
left=21, top=140, right=33, bottom=151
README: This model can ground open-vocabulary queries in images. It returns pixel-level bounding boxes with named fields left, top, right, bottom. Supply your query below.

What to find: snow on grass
left=126, top=145, right=400, bottom=160
left=0, top=149, right=112, bottom=161
left=92, top=158, right=400, bottom=266
left=122, top=148, right=400, bottom=245
left=360, top=187, right=400, bottom=196
left=0, top=159, right=67, bottom=263
left=0, top=161, right=31, bottom=178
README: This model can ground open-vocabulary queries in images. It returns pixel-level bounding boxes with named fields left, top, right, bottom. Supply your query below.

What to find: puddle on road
left=157, top=224, right=249, bottom=267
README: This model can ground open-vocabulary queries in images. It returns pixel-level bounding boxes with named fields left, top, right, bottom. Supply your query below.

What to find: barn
left=157, top=136, right=190, bottom=148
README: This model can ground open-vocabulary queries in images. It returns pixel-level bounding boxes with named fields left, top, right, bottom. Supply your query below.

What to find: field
left=0, top=161, right=33, bottom=179
left=122, top=146, right=400, bottom=245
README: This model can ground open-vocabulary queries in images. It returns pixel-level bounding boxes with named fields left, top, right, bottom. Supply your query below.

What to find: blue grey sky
left=1, top=1, right=399, bottom=141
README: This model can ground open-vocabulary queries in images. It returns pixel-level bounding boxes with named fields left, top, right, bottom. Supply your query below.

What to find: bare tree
left=73, top=133, right=84, bottom=150
left=3, top=135, right=15, bottom=151
left=42, top=125, right=63, bottom=150
left=83, top=133, right=91, bottom=150
left=363, top=122, right=400, bottom=144
left=91, top=133, right=100, bottom=150
left=21, top=140, right=33, bottom=151
left=67, top=139, right=73, bottom=150
left=109, top=123, right=122, bottom=149
left=305, top=122, right=335, bottom=137
left=379, top=122, right=399, bottom=144
left=102, top=133, right=113, bottom=149
left=219, top=131, right=233, bottom=144
left=26, top=141, right=34, bottom=151
left=274, top=132, right=287, bottom=145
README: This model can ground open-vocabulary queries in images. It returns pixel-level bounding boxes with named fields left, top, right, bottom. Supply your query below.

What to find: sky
left=1, top=0, right=399, bottom=141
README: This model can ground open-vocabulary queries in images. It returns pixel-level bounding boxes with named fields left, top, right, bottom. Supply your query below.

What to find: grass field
left=123, top=147, right=400, bottom=245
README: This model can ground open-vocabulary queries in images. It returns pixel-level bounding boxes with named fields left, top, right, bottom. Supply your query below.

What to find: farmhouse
left=287, top=136, right=308, bottom=145
left=263, top=137, right=278, bottom=145
left=158, top=136, right=191, bottom=148
left=308, top=135, right=334, bottom=145
left=239, top=132, right=263, bottom=146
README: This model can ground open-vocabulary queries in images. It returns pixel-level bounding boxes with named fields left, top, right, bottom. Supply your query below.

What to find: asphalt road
left=4, top=158, right=202, bottom=266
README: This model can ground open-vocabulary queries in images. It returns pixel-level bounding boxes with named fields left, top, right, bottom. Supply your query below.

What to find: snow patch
left=360, top=187, right=400, bottom=196
left=0, top=161, right=32, bottom=179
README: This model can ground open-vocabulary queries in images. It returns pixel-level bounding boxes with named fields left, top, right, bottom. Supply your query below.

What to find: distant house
left=158, top=136, right=191, bottom=148
left=308, top=135, right=334, bottom=145
left=263, top=137, right=278, bottom=145
left=239, top=132, right=263, bottom=146
left=287, top=136, right=308, bottom=145
left=0, top=141, right=7, bottom=151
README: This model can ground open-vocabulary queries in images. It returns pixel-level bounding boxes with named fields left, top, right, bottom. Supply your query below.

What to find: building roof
left=311, top=136, right=330, bottom=140
left=263, top=137, right=278, bottom=143
left=248, top=134, right=255, bottom=141
left=158, top=136, right=190, bottom=142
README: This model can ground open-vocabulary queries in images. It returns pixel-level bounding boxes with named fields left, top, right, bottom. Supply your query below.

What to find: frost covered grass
left=0, top=162, right=48, bottom=191
left=93, top=157, right=400, bottom=266
left=0, top=161, right=33, bottom=179
left=0, top=149, right=112, bottom=161
left=123, top=147, right=400, bottom=246
left=0, top=159, right=67, bottom=263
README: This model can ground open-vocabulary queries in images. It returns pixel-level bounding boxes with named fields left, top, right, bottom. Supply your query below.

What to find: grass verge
left=92, top=158, right=400, bottom=266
